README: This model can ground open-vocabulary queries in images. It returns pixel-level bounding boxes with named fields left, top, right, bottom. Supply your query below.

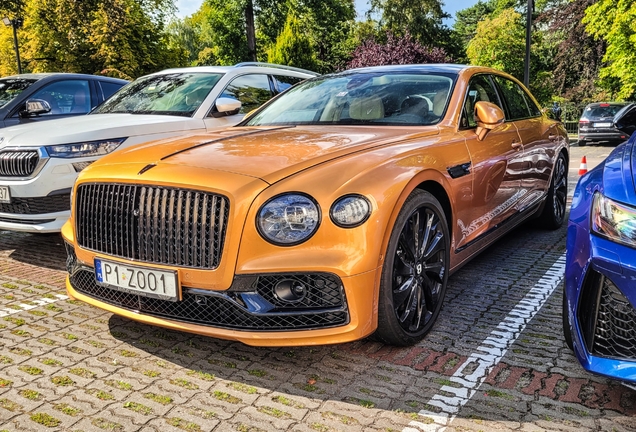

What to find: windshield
left=0, top=78, right=38, bottom=109
left=244, top=72, right=455, bottom=126
left=93, top=72, right=223, bottom=117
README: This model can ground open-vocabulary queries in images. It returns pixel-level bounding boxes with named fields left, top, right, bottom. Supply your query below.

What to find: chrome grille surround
left=76, top=183, right=229, bottom=269
left=0, top=147, right=48, bottom=178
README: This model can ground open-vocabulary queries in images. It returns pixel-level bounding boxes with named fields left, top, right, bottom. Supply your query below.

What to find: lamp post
left=523, top=0, right=533, bottom=87
left=2, top=17, right=23, bottom=74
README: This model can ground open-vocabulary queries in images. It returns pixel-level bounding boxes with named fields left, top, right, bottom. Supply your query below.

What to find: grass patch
left=344, top=396, right=375, bottom=408
left=322, top=411, right=359, bottom=425
left=85, top=340, right=106, bottom=348
left=123, top=401, right=153, bottom=415
left=28, top=310, right=47, bottom=316
left=186, top=370, right=215, bottom=381
left=44, top=304, right=63, bottom=312
left=38, top=338, right=58, bottom=346
left=2, top=283, right=18, bottom=289
left=166, top=417, right=202, bottom=431
left=0, top=356, right=13, bottom=364
left=228, top=382, right=256, bottom=394
left=139, top=338, right=161, bottom=348
left=142, top=369, right=161, bottom=378
left=18, top=365, right=44, bottom=375
left=248, top=369, right=267, bottom=377
left=118, top=349, right=138, bottom=358
left=0, top=398, right=21, bottom=411
left=54, top=403, right=82, bottom=416
left=144, top=392, right=173, bottom=405
left=0, top=378, right=13, bottom=388
left=110, top=331, right=128, bottom=339
left=11, top=329, right=31, bottom=337
left=4, top=317, right=25, bottom=326
left=40, top=358, right=63, bottom=366
left=105, top=380, right=132, bottom=391
left=91, top=418, right=123, bottom=431
left=170, top=378, right=199, bottom=390
left=33, top=284, right=48, bottom=290
left=187, top=408, right=216, bottom=419
left=62, top=333, right=78, bottom=340
left=70, top=367, right=96, bottom=379
left=258, top=406, right=291, bottom=418
left=485, top=389, right=515, bottom=400
left=19, top=389, right=41, bottom=400
left=86, top=388, right=115, bottom=400
left=67, top=346, right=90, bottom=355
left=212, top=390, right=241, bottom=404
left=51, top=375, right=74, bottom=386
left=69, top=311, right=89, bottom=318
left=171, top=347, right=194, bottom=357
left=30, top=412, right=60, bottom=427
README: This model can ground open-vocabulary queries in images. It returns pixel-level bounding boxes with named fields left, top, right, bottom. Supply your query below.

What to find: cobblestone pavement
left=0, top=144, right=634, bottom=432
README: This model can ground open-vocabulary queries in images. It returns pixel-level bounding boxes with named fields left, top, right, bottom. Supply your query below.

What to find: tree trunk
left=245, top=0, right=256, bottom=61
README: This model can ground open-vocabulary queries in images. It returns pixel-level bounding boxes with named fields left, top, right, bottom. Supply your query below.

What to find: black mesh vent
left=0, top=194, right=70, bottom=215
left=257, top=274, right=343, bottom=309
left=592, top=277, right=636, bottom=360
left=75, top=184, right=229, bottom=269
left=0, top=150, right=39, bottom=177
left=70, top=269, right=348, bottom=331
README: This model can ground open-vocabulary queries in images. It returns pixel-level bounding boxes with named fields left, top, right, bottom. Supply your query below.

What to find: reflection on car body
left=62, top=64, right=569, bottom=347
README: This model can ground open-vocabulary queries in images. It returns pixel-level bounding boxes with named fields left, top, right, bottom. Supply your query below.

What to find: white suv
left=0, top=63, right=317, bottom=233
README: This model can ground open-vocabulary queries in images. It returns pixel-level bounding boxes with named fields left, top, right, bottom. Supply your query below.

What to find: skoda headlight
left=45, top=138, right=126, bottom=158
left=591, top=192, right=636, bottom=247
left=330, top=194, right=371, bottom=227
left=257, top=193, right=320, bottom=246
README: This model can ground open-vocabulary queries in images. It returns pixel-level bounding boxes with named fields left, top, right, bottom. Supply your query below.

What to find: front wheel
left=538, top=152, right=568, bottom=229
left=374, top=190, right=450, bottom=346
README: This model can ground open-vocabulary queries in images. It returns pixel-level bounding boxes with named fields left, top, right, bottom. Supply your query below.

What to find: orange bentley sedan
left=62, top=65, right=568, bottom=346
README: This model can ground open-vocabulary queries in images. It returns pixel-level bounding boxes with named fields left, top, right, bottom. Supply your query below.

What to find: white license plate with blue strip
left=95, top=258, right=178, bottom=301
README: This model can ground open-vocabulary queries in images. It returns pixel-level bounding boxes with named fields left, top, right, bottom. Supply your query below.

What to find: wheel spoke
left=423, top=231, right=444, bottom=260
left=397, top=280, right=418, bottom=323
left=423, top=260, right=445, bottom=283
left=418, top=210, right=434, bottom=259
left=398, top=230, right=416, bottom=263
left=393, top=276, right=416, bottom=310
left=412, top=211, right=423, bottom=260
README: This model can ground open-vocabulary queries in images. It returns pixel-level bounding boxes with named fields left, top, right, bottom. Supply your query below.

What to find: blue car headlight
left=591, top=192, right=636, bottom=247
left=45, top=138, right=126, bottom=159
left=257, top=193, right=321, bottom=246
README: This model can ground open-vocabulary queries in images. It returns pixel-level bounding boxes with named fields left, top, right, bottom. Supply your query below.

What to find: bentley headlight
left=257, top=193, right=320, bottom=246
left=591, top=192, right=636, bottom=247
left=330, top=194, right=371, bottom=227
left=45, top=138, right=126, bottom=158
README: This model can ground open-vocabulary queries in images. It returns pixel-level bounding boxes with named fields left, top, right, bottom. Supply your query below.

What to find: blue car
left=565, top=134, right=636, bottom=390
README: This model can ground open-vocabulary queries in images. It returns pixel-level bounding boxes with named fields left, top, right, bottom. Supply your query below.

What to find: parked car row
left=1, top=62, right=634, bottom=389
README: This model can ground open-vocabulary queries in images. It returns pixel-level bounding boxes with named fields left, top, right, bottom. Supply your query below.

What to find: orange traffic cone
left=578, top=156, right=588, bottom=175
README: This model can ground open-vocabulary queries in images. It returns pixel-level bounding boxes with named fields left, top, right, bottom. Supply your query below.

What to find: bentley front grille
left=0, top=150, right=39, bottom=177
left=76, top=183, right=229, bottom=269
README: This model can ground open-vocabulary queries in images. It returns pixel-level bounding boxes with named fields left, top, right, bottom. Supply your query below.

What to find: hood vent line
left=138, top=163, right=157, bottom=175
left=159, top=126, right=293, bottom=162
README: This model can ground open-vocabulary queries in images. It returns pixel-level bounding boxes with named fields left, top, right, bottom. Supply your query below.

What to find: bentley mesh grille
left=76, top=183, right=229, bottom=269
left=0, top=150, right=39, bottom=177
left=592, top=277, right=636, bottom=360
left=70, top=269, right=349, bottom=331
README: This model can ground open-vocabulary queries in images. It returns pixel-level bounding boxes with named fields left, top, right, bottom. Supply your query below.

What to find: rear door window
left=492, top=76, right=533, bottom=120
left=273, top=75, right=304, bottom=93
left=220, top=74, right=273, bottom=114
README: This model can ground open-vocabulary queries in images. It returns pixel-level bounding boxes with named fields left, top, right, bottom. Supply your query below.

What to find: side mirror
left=20, top=99, right=52, bottom=118
left=474, top=101, right=505, bottom=141
left=215, top=97, right=242, bottom=115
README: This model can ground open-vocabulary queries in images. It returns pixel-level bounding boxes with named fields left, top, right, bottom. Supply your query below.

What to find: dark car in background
left=578, top=102, right=636, bottom=146
left=0, top=73, right=128, bottom=128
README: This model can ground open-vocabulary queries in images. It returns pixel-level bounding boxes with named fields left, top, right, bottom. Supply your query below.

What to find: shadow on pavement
left=0, top=230, right=66, bottom=271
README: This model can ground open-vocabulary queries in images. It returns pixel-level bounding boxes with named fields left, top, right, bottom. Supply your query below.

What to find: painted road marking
left=404, top=254, right=567, bottom=432
left=0, top=293, right=69, bottom=317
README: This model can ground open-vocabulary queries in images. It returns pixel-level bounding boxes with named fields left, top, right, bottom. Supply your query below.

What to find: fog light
left=330, top=194, right=371, bottom=227
left=274, top=279, right=306, bottom=303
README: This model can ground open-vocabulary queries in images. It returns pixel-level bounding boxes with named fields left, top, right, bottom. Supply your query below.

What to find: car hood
left=82, top=125, right=439, bottom=185
left=600, top=137, right=636, bottom=204
left=0, top=114, right=202, bottom=146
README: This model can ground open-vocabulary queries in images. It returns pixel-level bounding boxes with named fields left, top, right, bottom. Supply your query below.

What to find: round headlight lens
left=257, top=193, right=321, bottom=246
left=330, top=194, right=371, bottom=227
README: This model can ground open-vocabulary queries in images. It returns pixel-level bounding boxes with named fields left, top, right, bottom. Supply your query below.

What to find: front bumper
left=565, top=223, right=636, bottom=384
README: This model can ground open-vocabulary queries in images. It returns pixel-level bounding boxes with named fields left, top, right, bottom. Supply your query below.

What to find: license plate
left=594, top=122, right=612, bottom=128
left=0, top=186, right=10, bottom=204
left=95, top=259, right=179, bottom=301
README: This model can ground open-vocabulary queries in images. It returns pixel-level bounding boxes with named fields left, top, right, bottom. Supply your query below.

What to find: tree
left=584, top=0, right=636, bottom=100
left=369, top=0, right=449, bottom=46
left=267, top=14, right=318, bottom=71
left=537, top=0, right=605, bottom=103
left=347, top=31, right=451, bottom=68
left=466, top=8, right=526, bottom=80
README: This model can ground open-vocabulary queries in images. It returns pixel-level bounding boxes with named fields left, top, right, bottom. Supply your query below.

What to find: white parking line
left=0, top=294, right=69, bottom=317
left=404, top=254, right=567, bottom=432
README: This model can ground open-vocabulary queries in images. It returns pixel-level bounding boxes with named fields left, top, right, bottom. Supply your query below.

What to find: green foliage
left=466, top=8, right=526, bottom=80
left=267, top=15, right=318, bottom=71
left=370, top=0, right=448, bottom=44
left=584, top=0, right=636, bottom=100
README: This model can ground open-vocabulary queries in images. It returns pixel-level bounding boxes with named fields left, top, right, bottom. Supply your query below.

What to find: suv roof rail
left=234, top=62, right=319, bottom=76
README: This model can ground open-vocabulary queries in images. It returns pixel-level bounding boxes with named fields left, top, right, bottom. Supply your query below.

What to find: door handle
left=511, top=142, right=522, bottom=150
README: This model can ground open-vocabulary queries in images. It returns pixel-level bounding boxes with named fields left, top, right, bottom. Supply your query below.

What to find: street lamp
left=2, top=17, right=23, bottom=74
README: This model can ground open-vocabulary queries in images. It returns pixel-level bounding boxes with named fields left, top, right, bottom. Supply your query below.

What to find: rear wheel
left=375, top=190, right=450, bottom=346
left=539, top=152, right=567, bottom=229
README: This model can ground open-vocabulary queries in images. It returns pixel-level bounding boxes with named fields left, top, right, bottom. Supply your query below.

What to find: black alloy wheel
left=540, top=152, right=568, bottom=229
left=375, top=189, right=450, bottom=346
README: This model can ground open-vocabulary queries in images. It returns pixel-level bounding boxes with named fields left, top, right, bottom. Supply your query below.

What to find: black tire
left=538, top=152, right=567, bottom=229
left=562, top=287, right=574, bottom=351
left=374, top=189, right=450, bottom=346
left=577, top=140, right=586, bottom=147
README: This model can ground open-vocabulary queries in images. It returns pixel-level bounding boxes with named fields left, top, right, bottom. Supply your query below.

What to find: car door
left=204, top=74, right=274, bottom=130
left=614, top=103, right=636, bottom=137
left=456, top=74, right=525, bottom=249
left=492, top=75, right=554, bottom=209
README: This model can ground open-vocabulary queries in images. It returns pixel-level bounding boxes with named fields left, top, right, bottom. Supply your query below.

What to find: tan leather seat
left=349, top=96, right=384, bottom=120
